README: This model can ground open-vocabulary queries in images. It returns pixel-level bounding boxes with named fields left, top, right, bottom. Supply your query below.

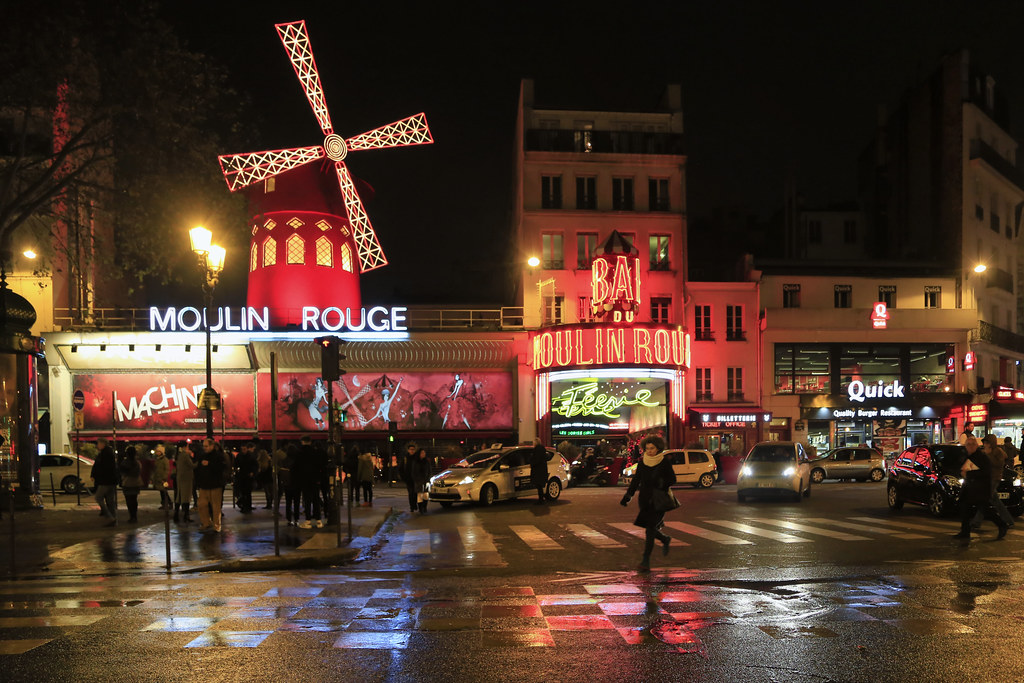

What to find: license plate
left=757, top=482, right=774, bottom=488
left=998, top=492, right=1009, bottom=499
left=433, top=487, right=448, bottom=495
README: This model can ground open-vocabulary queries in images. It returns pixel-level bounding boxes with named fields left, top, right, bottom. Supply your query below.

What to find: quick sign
left=149, top=306, right=408, bottom=333
left=870, top=302, right=889, bottom=329
left=531, top=325, right=690, bottom=370
left=847, top=379, right=905, bottom=403
left=963, top=351, right=976, bottom=371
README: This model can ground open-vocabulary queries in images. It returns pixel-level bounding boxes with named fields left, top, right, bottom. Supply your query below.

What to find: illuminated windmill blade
left=334, top=162, right=388, bottom=272
left=218, top=146, right=325, bottom=192
left=276, top=20, right=334, bottom=135
left=346, top=113, right=434, bottom=152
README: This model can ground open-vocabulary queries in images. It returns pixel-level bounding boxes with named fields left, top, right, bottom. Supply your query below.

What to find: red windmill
left=218, top=20, right=433, bottom=327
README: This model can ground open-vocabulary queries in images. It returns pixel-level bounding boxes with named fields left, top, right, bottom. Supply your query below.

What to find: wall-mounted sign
left=870, top=302, right=889, bottom=329
left=591, top=255, right=642, bottom=323
left=994, top=386, right=1024, bottom=401
left=552, top=382, right=658, bottom=419
left=847, top=379, right=905, bottom=403
left=946, top=346, right=956, bottom=374
left=963, top=351, right=976, bottom=371
left=832, top=407, right=913, bottom=419
left=149, top=305, right=408, bottom=333
left=949, top=403, right=989, bottom=423
left=531, top=325, right=690, bottom=370
left=550, top=377, right=667, bottom=434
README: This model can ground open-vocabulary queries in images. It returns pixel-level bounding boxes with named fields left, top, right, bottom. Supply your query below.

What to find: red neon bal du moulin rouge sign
left=531, top=325, right=690, bottom=370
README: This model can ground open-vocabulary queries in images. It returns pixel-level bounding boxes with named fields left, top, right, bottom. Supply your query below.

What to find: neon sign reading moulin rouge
left=532, top=325, right=690, bottom=370
left=149, top=306, right=408, bottom=332
left=552, top=382, right=659, bottom=419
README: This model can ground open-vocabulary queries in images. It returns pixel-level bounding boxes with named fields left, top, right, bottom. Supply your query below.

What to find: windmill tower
left=218, top=20, right=433, bottom=327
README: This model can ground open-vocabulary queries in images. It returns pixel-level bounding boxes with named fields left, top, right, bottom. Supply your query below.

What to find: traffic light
left=388, top=421, right=397, bottom=442
left=314, top=336, right=341, bottom=382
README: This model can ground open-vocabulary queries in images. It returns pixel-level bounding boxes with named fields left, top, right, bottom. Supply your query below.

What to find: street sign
left=74, top=411, right=84, bottom=429
left=198, top=388, right=221, bottom=411
left=72, top=389, right=85, bottom=412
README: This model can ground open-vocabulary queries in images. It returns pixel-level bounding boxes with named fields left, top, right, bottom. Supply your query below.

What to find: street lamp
left=189, top=226, right=226, bottom=438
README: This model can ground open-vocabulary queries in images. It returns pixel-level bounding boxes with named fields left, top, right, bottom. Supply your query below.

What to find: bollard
left=164, top=504, right=171, bottom=573
left=336, top=470, right=342, bottom=549
left=272, top=463, right=280, bottom=558
left=49, top=474, right=57, bottom=506
left=347, top=475, right=353, bottom=543
left=8, top=491, right=14, bottom=577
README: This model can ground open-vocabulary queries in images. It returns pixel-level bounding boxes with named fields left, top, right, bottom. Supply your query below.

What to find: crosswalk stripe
left=565, top=524, right=626, bottom=548
left=851, top=517, right=959, bottom=533
left=803, top=517, right=930, bottom=539
left=753, top=519, right=869, bottom=540
left=663, top=521, right=753, bottom=545
left=703, top=520, right=810, bottom=543
left=607, top=522, right=691, bottom=544
left=457, top=526, right=497, bottom=553
left=509, top=525, right=562, bottom=550
left=399, top=530, right=431, bottom=555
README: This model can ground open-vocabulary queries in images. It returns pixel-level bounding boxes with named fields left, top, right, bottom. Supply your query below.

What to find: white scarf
left=642, top=453, right=664, bottom=467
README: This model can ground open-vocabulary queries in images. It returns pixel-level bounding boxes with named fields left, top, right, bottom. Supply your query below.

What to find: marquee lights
left=551, top=382, right=659, bottom=419
left=591, top=255, right=642, bottom=323
left=531, top=325, right=690, bottom=370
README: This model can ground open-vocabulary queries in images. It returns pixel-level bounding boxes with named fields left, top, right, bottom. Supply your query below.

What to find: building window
left=694, top=305, right=712, bottom=341
left=264, top=219, right=277, bottom=231
left=249, top=244, right=257, bottom=272
left=924, top=286, right=941, bottom=308
left=543, top=294, right=564, bottom=325
left=878, top=285, right=896, bottom=308
left=542, top=233, right=563, bottom=269
left=783, top=284, right=800, bottom=308
left=808, top=220, right=822, bottom=244
left=727, top=368, right=744, bottom=401
left=695, top=368, right=712, bottom=401
left=649, top=178, right=669, bottom=211
left=577, top=232, right=598, bottom=269
left=316, top=220, right=332, bottom=231
left=576, top=177, right=596, bottom=209
left=315, top=236, right=333, bottom=267
left=774, top=344, right=831, bottom=394
left=577, top=296, right=595, bottom=323
left=287, top=217, right=304, bottom=229
left=262, top=237, right=277, bottom=267
left=541, top=175, right=562, bottom=209
left=843, top=220, right=857, bottom=244
left=834, top=285, right=852, bottom=308
left=726, top=305, right=744, bottom=341
left=976, top=204, right=984, bottom=221
left=612, top=177, right=634, bottom=210
left=650, top=296, right=671, bottom=324
left=573, top=121, right=593, bottom=153
left=286, top=234, right=304, bottom=264
left=341, top=244, right=354, bottom=273
left=649, top=235, right=670, bottom=270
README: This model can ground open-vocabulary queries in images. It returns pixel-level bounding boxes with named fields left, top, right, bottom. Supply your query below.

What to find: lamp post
left=189, top=227, right=226, bottom=439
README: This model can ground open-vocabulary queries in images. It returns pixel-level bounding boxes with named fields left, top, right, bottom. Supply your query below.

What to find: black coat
left=195, top=447, right=226, bottom=490
left=91, top=447, right=118, bottom=486
left=405, top=455, right=432, bottom=490
left=529, top=445, right=548, bottom=488
left=624, top=456, right=677, bottom=528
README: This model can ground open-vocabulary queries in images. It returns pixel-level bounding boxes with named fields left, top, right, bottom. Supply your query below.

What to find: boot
left=173, top=503, right=180, bottom=523
left=637, top=555, right=651, bottom=572
left=418, top=501, right=427, bottom=514
left=998, top=522, right=1010, bottom=540
left=183, top=503, right=191, bottom=523
left=953, top=522, right=971, bottom=539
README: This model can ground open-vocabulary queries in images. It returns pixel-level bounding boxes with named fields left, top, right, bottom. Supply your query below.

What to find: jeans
left=303, top=484, right=321, bottom=521
left=94, top=484, right=117, bottom=520
left=971, top=491, right=1014, bottom=528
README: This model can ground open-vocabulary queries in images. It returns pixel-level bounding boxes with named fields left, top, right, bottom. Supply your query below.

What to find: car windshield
left=932, top=446, right=967, bottom=476
left=746, top=445, right=795, bottom=463
left=453, top=450, right=502, bottom=469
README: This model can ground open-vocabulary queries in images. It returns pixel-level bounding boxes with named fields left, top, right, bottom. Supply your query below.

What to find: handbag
left=651, top=487, right=680, bottom=512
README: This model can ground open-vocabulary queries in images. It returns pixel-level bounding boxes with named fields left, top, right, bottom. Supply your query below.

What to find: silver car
left=428, top=446, right=569, bottom=507
left=736, top=441, right=811, bottom=502
left=809, top=447, right=887, bottom=483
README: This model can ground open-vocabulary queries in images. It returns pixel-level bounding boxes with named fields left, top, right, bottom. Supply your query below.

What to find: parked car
left=736, top=441, right=812, bottom=502
left=887, top=443, right=1024, bottom=517
left=809, top=446, right=887, bottom=483
left=427, top=445, right=569, bottom=507
left=620, top=449, right=718, bottom=489
left=39, top=453, right=95, bottom=494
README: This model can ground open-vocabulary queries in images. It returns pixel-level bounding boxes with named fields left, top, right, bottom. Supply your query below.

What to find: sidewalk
left=0, top=486, right=403, bottom=577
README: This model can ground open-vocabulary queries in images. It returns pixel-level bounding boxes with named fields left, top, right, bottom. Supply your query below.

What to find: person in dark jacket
left=529, top=438, right=549, bottom=504
left=1003, top=437, right=1019, bottom=469
left=119, top=446, right=143, bottom=523
left=91, top=437, right=119, bottom=526
left=344, top=447, right=360, bottom=504
left=620, top=435, right=677, bottom=571
left=402, top=442, right=419, bottom=512
left=195, top=438, right=227, bottom=533
left=234, top=442, right=257, bottom=513
left=967, top=434, right=1014, bottom=538
left=280, top=444, right=300, bottom=526
left=296, top=436, right=323, bottom=528
left=407, top=448, right=432, bottom=514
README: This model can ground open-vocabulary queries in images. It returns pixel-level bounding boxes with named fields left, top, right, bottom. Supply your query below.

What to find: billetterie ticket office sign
left=531, top=324, right=690, bottom=370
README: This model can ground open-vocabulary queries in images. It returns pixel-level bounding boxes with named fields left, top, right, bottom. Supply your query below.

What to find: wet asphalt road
left=2, top=480, right=1024, bottom=681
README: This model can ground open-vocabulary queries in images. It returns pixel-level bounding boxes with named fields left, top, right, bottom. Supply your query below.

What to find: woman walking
left=409, top=448, right=433, bottom=514
left=119, top=446, right=143, bottom=523
left=173, top=444, right=195, bottom=524
left=620, top=435, right=677, bottom=571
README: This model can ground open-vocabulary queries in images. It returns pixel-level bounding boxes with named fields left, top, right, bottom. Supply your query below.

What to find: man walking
left=195, top=438, right=226, bottom=533
left=234, top=442, right=257, bottom=513
left=403, top=442, right=418, bottom=513
left=91, top=437, right=118, bottom=526
left=529, top=438, right=549, bottom=504
left=296, top=436, right=323, bottom=528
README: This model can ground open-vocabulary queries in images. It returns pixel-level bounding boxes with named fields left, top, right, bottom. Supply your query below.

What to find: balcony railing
left=727, top=392, right=746, bottom=402
left=970, top=138, right=1024, bottom=190
left=695, top=393, right=713, bottom=402
left=971, top=320, right=1024, bottom=354
left=985, top=267, right=1014, bottom=293
left=693, top=329, right=714, bottom=341
left=525, top=129, right=684, bottom=155
left=725, top=330, right=747, bottom=342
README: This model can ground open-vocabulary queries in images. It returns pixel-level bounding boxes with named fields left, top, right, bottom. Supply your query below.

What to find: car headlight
left=781, top=466, right=795, bottom=477
left=458, top=476, right=475, bottom=485
left=943, top=475, right=962, bottom=488
left=741, top=466, right=752, bottom=477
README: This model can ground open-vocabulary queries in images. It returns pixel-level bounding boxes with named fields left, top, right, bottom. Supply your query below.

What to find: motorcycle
left=568, top=460, right=611, bottom=487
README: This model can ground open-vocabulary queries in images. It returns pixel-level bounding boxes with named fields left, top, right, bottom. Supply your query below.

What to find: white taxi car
left=736, top=441, right=811, bottom=502
left=619, top=449, right=718, bottom=488
left=428, top=445, right=570, bottom=507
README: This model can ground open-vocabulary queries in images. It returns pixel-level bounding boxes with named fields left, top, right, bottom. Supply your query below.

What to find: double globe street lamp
left=189, top=227, right=226, bottom=439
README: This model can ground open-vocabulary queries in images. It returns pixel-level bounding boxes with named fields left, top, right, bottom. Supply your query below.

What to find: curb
left=181, top=548, right=360, bottom=573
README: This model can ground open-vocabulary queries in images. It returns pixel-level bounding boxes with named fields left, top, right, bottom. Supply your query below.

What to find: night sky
left=161, top=1, right=1024, bottom=305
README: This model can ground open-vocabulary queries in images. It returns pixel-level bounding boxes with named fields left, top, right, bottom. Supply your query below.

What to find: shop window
left=909, top=344, right=949, bottom=392
left=650, top=296, right=671, bottom=324
left=262, top=237, right=277, bottom=267
left=726, top=305, right=744, bottom=340
left=695, top=368, right=712, bottom=401
left=315, top=236, right=332, bottom=267
left=577, top=232, right=597, bottom=268
left=542, top=233, right=563, bottom=269
left=775, top=344, right=830, bottom=394
left=612, top=177, right=634, bottom=210
left=286, top=234, right=304, bottom=264
left=840, top=345, right=900, bottom=392
left=341, top=244, right=354, bottom=273
left=541, top=175, right=562, bottom=209
left=694, top=305, right=712, bottom=340
left=649, top=235, right=670, bottom=270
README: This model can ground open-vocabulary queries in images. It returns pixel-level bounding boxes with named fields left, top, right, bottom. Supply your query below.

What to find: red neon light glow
left=531, top=325, right=689, bottom=370
left=591, top=255, right=642, bottom=323
left=963, top=351, right=976, bottom=371
left=870, top=302, right=889, bottom=329
left=217, top=20, right=434, bottom=274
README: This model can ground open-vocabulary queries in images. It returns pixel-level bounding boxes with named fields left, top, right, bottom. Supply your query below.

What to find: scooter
left=568, top=460, right=611, bottom=487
